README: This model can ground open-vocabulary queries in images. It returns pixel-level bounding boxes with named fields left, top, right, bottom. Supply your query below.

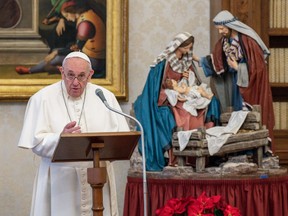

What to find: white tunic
left=18, top=81, right=129, bottom=216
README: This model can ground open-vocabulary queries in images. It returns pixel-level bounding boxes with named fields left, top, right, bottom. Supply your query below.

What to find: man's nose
left=72, top=77, right=80, bottom=84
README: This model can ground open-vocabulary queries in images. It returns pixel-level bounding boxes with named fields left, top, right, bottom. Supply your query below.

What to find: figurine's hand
left=182, top=71, right=189, bottom=79
left=192, top=54, right=200, bottom=62
left=227, top=57, right=238, bottom=70
left=177, top=96, right=187, bottom=102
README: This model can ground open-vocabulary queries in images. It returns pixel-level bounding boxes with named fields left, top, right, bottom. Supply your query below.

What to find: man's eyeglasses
left=64, top=73, right=88, bottom=82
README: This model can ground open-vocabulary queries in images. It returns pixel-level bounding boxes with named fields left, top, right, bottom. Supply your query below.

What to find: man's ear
left=59, top=67, right=65, bottom=80
left=59, top=66, right=64, bottom=73
left=89, top=69, right=95, bottom=79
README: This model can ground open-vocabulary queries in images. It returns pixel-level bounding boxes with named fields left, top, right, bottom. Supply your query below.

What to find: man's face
left=60, top=58, right=94, bottom=98
left=216, top=25, right=231, bottom=38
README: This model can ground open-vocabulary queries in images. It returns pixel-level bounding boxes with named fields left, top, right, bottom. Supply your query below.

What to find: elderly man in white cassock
left=18, top=51, right=129, bottom=216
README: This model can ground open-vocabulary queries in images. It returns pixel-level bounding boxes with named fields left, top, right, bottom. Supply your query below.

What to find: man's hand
left=42, top=16, right=60, bottom=25
left=70, top=44, right=79, bottom=51
left=56, top=18, right=65, bottom=36
left=62, top=121, right=81, bottom=134
left=44, top=50, right=58, bottom=62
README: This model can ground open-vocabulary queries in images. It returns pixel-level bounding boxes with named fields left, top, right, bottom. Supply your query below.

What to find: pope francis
left=18, top=51, right=129, bottom=216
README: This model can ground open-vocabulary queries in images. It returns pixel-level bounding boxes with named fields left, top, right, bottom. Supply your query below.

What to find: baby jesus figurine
left=165, top=71, right=213, bottom=116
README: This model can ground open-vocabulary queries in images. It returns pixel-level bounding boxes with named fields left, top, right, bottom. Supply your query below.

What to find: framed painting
left=0, top=0, right=128, bottom=101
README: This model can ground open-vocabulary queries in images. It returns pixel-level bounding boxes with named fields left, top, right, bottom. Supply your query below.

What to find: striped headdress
left=151, top=32, right=193, bottom=73
left=213, top=10, right=270, bottom=59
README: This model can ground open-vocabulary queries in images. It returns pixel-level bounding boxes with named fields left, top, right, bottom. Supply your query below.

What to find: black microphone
left=95, top=89, right=107, bottom=104
left=95, top=88, right=148, bottom=216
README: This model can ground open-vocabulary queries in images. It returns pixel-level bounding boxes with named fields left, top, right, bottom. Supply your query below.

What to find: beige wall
left=0, top=0, right=210, bottom=215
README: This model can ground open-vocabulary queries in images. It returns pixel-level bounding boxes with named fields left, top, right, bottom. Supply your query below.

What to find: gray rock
left=221, top=162, right=258, bottom=174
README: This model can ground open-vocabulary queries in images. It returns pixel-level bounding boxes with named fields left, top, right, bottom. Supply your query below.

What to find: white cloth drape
left=178, top=110, right=249, bottom=155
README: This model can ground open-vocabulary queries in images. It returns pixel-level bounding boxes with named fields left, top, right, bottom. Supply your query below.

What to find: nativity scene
left=125, top=10, right=287, bottom=216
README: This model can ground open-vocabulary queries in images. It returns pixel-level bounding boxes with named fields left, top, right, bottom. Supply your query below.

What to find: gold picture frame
left=0, top=0, right=128, bottom=101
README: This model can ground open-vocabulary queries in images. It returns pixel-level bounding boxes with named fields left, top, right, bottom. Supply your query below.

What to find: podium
left=52, top=131, right=141, bottom=216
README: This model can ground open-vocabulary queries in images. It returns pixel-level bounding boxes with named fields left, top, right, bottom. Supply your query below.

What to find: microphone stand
left=102, top=101, right=148, bottom=216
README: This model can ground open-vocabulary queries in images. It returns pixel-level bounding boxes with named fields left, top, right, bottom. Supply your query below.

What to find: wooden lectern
left=52, top=131, right=141, bottom=216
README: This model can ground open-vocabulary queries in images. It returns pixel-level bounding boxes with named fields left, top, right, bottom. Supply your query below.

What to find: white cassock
left=18, top=81, right=129, bottom=216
